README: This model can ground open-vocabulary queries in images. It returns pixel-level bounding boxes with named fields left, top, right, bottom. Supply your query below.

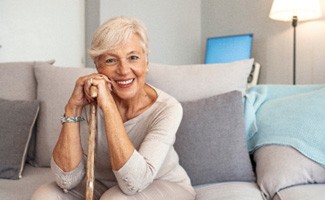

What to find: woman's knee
left=100, top=185, right=129, bottom=200
left=31, top=182, right=64, bottom=200
left=31, top=182, right=85, bottom=200
left=99, top=180, right=195, bottom=200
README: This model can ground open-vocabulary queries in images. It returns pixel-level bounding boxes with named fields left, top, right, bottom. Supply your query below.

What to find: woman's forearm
left=53, top=124, right=83, bottom=172
left=53, top=104, right=84, bottom=172
left=102, top=100, right=135, bottom=171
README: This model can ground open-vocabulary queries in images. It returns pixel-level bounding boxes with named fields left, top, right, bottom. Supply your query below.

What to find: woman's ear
left=146, top=56, right=149, bottom=65
left=94, top=58, right=99, bottom=69
left=146, top=57, right=149, bottom=71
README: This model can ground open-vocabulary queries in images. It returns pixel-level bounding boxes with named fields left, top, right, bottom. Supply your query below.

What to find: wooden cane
left=86, top=85, right=98, bottom=200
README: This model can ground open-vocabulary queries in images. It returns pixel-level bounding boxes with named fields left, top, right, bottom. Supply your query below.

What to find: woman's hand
left=65, top=73, right=112, bottom=116
left=85, top=74, right=113, bottom=110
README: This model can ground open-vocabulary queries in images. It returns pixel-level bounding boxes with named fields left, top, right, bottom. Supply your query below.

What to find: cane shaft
left=90, top=85, right=98, bottom=98
left=86, top=86, right=97, bottom=200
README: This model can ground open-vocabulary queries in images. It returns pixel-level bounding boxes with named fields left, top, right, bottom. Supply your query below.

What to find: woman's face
left=96, top=34, right=148, bottom=100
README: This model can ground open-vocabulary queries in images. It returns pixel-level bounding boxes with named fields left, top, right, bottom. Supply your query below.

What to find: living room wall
left=85, top=0, right=201, bottom=67
left=87, top=0, right=325, bottom=84
left=3, top=1, right=324, bottom=84
left=0, top=0, right=85, bottom=67
left=201, top=0, right=325, bottom=84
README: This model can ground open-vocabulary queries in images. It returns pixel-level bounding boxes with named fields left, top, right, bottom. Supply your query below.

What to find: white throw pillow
left=146, top=59, right=254, bottom=101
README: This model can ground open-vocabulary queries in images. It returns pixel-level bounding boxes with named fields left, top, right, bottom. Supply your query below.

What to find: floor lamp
left=269, top=0, right=322, bottom=85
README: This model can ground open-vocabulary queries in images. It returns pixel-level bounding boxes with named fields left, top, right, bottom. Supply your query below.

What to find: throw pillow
left=146, top=59, right=254, bottom=102
left=34, top=63, right=96, bottom=166
left=254, top=145, right=325, bottom=200
left=0, top=98, right=40, bottom=179
left=174, top=90, right=255, bottom=186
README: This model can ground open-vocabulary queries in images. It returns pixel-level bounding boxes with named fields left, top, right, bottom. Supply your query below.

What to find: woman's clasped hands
left=69, top=73, right=113, bottom=110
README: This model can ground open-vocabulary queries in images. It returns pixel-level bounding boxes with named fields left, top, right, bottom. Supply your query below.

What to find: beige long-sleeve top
left=51, top=88, right=195, bottom=195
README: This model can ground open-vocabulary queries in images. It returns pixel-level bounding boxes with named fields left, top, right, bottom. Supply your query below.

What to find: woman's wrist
left=64, top=103, right=83, bottom=117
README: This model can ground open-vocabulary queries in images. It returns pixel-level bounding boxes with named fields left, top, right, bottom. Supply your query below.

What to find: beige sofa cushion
left=254, top=145, right=325, bottom=199
left=0, top=164, right=53, bottom=200
left=195, top=182, right=264, bottom=200
left=34, top=63, right=95, bottom=166
left=146, top=59, right=253, bottom=101
left=0, top=61, right=37, bottom=101
left=273, top=184, right=325, bottom=200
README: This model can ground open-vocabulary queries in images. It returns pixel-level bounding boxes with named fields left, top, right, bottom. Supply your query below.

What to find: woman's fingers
left=83, top=74, right=112, bottom=102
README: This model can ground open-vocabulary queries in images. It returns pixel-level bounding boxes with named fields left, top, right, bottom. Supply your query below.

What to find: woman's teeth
left=117, top=79, right=133, bottom=85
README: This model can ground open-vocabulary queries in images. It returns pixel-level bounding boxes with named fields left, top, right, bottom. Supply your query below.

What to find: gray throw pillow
left=0, top=98, right=40, bottom=179
left=175, top=90, right=255, bottom=186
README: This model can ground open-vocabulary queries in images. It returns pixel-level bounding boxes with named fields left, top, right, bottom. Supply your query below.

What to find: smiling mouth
left=115, top=78, right=134, bottom=87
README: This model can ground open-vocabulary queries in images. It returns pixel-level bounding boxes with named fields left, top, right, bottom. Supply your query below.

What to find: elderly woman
left=32, top=16, right=195, bottom=200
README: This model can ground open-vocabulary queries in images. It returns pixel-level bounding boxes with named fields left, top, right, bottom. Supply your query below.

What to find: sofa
left=0, top=59, right=325, bottom=200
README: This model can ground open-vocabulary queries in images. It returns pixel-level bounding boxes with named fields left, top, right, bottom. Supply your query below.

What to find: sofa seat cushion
left=194, top=182, right=264, bottom=200
left=254, top=145, right=325, bottom=199
left=273, top=184, right=325, bottom=200
left=0, top=164, right=54, bottom=200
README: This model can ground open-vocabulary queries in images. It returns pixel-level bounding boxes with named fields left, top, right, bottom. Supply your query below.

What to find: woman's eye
left=129, top=55, right=140, bottom=61
left=105, top=58, right=117, bottom=65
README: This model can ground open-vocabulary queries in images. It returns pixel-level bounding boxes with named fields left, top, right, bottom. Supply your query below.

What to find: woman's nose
left=117, top=60, right=130, bottom=75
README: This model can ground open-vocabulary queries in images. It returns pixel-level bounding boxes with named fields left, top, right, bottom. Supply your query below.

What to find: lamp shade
left=269, top=0, right=322, bottom=21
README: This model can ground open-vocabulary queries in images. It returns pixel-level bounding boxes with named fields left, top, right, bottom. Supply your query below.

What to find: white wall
left=93, top=0, right=325, bottom=84
left=0, top=0, right=85, bottom=67
left=2, top=0, right=324, bottom=84
left=98, top=0, right=201, bottom=65
left=201, top=0, right=325, bottom=84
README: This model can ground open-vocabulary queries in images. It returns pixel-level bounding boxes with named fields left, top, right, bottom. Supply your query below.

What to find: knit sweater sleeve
left=51, top=157, right=85, bottom=191
left=113, top=100, right=183, bottom=195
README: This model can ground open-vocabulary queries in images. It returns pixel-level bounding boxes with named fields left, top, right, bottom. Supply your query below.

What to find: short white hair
left=88, top=16, right=149, bottom=62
